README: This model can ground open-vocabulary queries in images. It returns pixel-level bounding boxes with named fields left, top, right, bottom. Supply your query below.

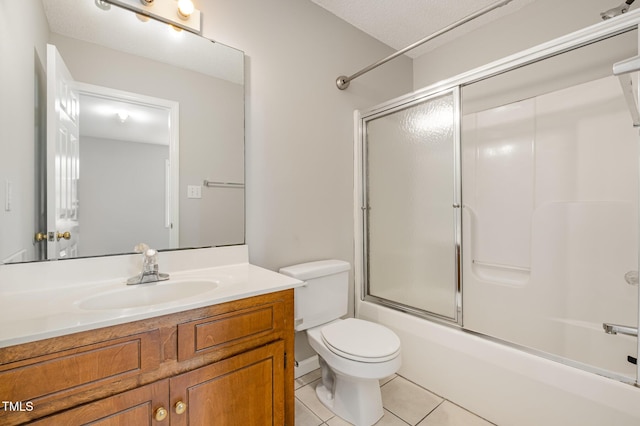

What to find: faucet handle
left=134, top=243, right=150, bottom=253
left=140, top=248, right=158, bottom=275
left=143, top=248, right=158, bottom=266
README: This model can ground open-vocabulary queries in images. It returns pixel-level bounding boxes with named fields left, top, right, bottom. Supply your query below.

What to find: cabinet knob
left=175, top=400, right=187, bottom=415
left=155, top=407, right=168, bottom=421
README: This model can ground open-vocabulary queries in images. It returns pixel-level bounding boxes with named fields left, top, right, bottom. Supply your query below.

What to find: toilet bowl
left=279, top=260, right=401, bottom=426
left=307, top=319, right=401, bottom=426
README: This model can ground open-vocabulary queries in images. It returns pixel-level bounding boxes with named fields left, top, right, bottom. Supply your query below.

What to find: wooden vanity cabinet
left=169, top=340, right=285, bottom=425
left=0, top=289, right=294, bottom=426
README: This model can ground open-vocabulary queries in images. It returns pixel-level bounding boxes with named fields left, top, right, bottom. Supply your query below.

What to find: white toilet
left=279, top=260, right=401, bottom=426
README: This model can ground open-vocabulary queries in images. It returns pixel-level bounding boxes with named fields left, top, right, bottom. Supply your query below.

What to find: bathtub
left=357, top=300, right=640, bottom=426
left=547, top=318, right=637, bottom=380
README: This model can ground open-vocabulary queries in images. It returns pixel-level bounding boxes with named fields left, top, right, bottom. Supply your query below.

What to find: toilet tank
left=279, top=260, right=351, bottom=331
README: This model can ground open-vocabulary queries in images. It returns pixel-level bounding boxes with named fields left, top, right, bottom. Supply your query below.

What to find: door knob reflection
left=56, top=231, right=71, bottom=241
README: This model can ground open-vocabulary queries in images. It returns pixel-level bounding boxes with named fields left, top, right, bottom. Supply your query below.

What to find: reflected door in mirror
left=46, top=44, right=80, bottom=260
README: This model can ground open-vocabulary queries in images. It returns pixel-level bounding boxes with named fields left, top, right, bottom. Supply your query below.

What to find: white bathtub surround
left=461, top=75, right=638, bottom=379
left=357, top=301, right=640, bottom=426
left=0, top=245, right=304, bottom=348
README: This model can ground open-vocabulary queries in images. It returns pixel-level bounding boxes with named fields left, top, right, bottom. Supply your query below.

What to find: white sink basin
left=79, top=280, right=218, bottom=310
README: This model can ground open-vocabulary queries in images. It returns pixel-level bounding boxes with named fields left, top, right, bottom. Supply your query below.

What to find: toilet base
left=315, top=368, right=384, bottom=426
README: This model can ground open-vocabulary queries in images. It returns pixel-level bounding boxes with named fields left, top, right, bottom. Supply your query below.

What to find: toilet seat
left=320, top=318, right=400, bottom=362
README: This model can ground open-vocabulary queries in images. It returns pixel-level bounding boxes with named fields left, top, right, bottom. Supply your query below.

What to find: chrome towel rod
left=336, top=0, right=514, bottom=90
left=203, top=180, right=245, bottom=188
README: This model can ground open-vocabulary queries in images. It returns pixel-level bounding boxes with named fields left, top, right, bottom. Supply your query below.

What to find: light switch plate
left=187, top=185, right=202, bottom=199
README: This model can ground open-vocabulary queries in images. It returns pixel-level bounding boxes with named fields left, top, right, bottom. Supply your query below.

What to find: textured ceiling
left=310, top=0, right=537, bottom=58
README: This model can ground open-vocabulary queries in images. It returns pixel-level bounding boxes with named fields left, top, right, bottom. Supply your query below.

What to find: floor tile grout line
left=380, top=374, right=398, bottom=387
left=296, top=391, right=341, bottom=425
left=390, top=374, right=497, bottom=426
left=381, top=374, right=444, bottom=425
left=439, top=400, right=498, bottom=426
left=295, top=376, right=323, bottom=391
left=383, top=408, right=413, bottom=426
left=295, top=395, right=325, bottom=425
left=384, top=405, right=426, bottom=426
left=415, top=399, right=446, bottom=426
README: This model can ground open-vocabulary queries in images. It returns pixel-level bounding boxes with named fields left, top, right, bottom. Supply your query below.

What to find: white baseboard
left=294, top=355, right=319, bottom=378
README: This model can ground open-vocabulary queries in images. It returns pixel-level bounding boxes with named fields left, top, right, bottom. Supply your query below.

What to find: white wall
left=413, top=0, right=623, bottom=90
left=200, top=0, right=413, bottom=314
left=79, top=136, right=169, bottom=257
left=0, top=0, right=49, bottom=263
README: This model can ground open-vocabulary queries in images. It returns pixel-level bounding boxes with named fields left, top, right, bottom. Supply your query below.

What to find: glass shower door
left=362, top=88, right=461, bottom=322
left=460, top=31, right=639, bottom=382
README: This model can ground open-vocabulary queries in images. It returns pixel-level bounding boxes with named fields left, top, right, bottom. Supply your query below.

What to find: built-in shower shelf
left=472, top=260, right=530, bottom=272
left=471, top=259, right=530, bottom=286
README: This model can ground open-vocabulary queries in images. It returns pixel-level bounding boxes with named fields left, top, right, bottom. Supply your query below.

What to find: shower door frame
left=356, top=86, right=462, bottom=326
left=357, top=88, right=463, bottom=325
left=354, top=9, right=640, bottom=384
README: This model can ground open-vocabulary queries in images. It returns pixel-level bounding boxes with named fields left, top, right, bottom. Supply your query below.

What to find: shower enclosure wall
left=356, top=10, right=640, bottom=413
left=462, top=47, right=638, bottom=381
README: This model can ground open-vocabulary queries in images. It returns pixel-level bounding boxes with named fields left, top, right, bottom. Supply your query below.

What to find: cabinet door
left=29, top=380, right=169, bottom=425
left=0, top=329, right=161, bottom=425
left=170, top=340, right=285, bottom=425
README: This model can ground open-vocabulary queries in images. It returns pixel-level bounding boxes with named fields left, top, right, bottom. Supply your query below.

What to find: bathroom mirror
left=0, top=0, right=245, bottom=264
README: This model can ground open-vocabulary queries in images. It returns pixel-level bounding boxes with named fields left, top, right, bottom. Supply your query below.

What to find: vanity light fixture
left=103, top=0, right=201, bottom=34
left=135, top=12, right=150, bottom=23
left=94, top=0, right=111, bottom=11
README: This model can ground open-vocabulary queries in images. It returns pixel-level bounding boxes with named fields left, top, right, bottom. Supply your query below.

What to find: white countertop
left=0, top=246, right=303, bottom=348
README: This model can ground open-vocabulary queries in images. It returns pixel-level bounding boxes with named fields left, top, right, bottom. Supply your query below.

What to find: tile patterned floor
left=294, top=370, right=495, bottom=426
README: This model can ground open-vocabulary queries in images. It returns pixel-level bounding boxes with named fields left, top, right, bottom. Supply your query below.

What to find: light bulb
left=177, top=0, right=194, bottom=20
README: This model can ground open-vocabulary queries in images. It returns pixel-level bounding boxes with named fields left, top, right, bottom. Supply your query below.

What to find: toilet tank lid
left=279, top=260, right=350, bottom=280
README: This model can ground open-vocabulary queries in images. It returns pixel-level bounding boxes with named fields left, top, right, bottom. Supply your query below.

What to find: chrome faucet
left=127, top=246, right=170, bottom=285
left=603, top=323, right=638, bottom=337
